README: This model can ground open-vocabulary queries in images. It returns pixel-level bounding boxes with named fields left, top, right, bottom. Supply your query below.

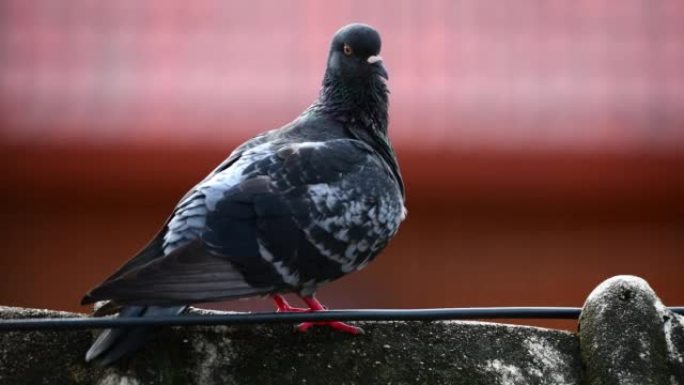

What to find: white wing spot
left=258, top=241, right=300, bottom=286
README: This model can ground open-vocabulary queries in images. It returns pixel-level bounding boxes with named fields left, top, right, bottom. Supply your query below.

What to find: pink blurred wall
left=2, top=0, right=683, bottom=151
left=1, top=0, right=683, bottom=330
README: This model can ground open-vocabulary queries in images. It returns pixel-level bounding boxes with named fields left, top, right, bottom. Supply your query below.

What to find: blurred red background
left=1, top=0, right=683, bottom=330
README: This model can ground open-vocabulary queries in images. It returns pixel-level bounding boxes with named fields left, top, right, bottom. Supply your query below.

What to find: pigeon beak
left=367, top=55, right=388, bottom=80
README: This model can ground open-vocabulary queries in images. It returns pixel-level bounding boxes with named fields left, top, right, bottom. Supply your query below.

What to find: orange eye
left=343, top=44, right=353, bottom=56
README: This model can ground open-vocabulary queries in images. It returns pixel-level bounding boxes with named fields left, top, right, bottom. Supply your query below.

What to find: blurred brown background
left=1, top=0, right=683, bottom=330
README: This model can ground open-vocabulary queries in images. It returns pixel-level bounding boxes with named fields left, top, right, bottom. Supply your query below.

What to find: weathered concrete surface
left=579, top=275, right=684, bottom=385
left=3, top=275, right=681, bottom=385
left=0, top=306, right=583, bottom=385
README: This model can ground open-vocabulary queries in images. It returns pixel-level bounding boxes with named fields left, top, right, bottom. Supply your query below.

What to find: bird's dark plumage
left=83, top=23, right=405, bottom=365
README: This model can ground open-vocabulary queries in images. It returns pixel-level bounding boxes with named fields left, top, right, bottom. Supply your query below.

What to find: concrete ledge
left=1, top=275, right=682, bottom=385
left=579, top=275, right=684, bottom=385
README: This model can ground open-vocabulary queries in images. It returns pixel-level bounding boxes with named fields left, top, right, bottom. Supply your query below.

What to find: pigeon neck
left=315, top=72, right=404, bottom=199
left=317, top=73, right=389, bottom=135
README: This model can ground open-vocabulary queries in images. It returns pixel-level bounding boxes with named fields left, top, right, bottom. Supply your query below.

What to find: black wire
left=2, top=307, right=683, bottom=331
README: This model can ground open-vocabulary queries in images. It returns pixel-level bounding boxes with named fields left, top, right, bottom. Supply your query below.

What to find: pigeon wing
left=81, top=140, right=268, bottom=306
left=81, top=239, right=269, bottom=305
left=83, top=139, right=401, bottom=305
left=204, top=139, right=403, bottom=291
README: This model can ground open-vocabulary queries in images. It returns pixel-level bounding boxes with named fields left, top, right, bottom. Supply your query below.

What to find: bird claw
left=272, top=294, right=309, bottom=313
left=295, top=321, right=364, bottom=335
left=272, top=294, right=363, bottom=335
left=277, top=305, right=310, bottom=313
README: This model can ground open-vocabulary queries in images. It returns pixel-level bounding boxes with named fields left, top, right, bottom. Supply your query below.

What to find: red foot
left=272, top=294, right=309, bottom=313
left=295, top=320, right=364, bottom=334
left=270, top=294, right=364, bottom=335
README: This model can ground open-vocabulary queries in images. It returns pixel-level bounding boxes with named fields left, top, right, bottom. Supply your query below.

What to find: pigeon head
left=319, top=23, right=390, bottom=130
left=326, top=23, right=388, bottom=82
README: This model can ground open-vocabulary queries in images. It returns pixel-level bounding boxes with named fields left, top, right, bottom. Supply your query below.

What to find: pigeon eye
left=343, top=44, right=353, bottom=56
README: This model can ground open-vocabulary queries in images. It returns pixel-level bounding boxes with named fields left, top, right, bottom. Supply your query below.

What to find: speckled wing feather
left=196, top=138, right=404, bottom=295
left=81, top=135, right=270, bottom=306
left=244, top=139, right=405, bottom=293
left=84, top=138, right=404, bottom=305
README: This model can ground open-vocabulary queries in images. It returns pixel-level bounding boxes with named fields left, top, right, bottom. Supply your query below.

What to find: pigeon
left=81, top=23, right=406, bottom=366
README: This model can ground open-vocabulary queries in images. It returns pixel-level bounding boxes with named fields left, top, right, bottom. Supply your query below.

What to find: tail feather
left=85, top=305, right=186, bottom=366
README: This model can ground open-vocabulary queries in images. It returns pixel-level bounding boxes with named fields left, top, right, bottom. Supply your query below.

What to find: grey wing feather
left=209, top=139, right=404, bottom=289
left=81, top=134, right=270, bottom=305
left=83, top=138, right=403, bottom=306
left=84, top=240, right=273, bottom=305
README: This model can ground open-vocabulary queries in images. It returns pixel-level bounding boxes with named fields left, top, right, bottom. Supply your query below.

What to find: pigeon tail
left=85, top=305, right=186, bottom=366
